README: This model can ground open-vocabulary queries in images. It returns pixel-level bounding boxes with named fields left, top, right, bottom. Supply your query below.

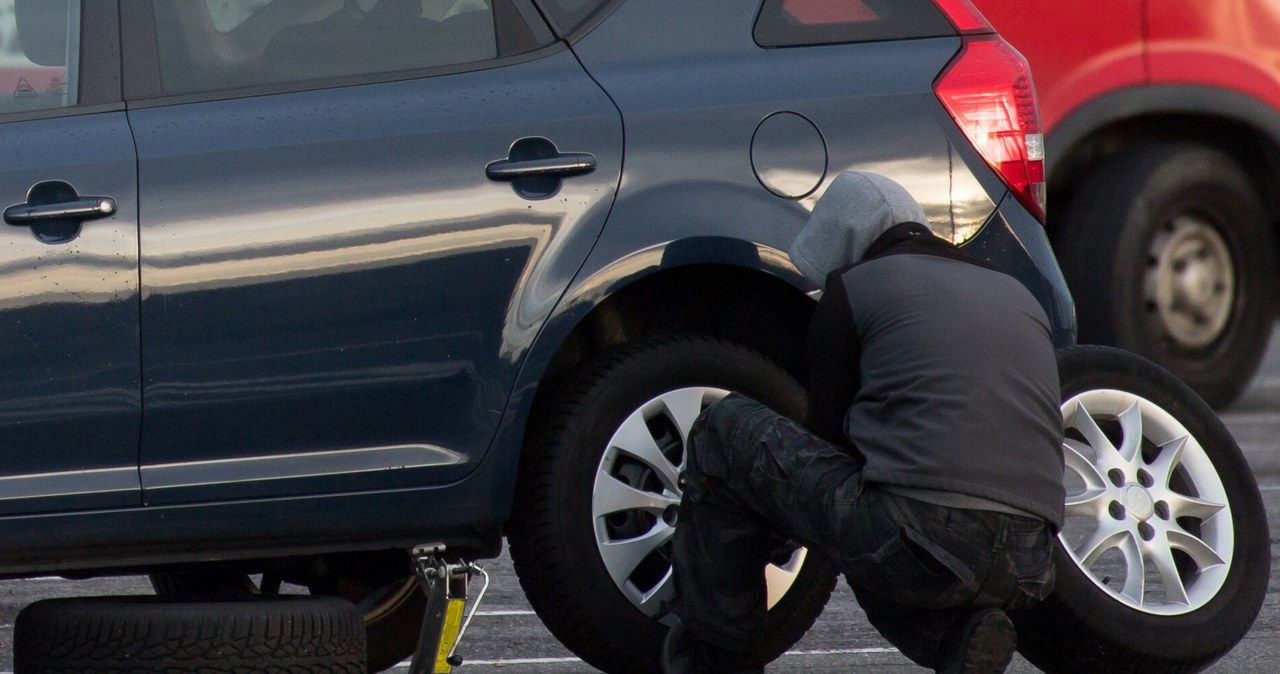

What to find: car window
left=153, top=0, right=543, bottom=96
left=0, top=0, right=78, bottom=114
left=754, top=0, right=953, bottom=47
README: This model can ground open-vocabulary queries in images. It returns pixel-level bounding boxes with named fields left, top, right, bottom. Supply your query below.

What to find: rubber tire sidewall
left=1014, top=346, right=1270, bottom=674
left=1053, top=144, right=1277, bottom=408
left=508, top=336, right=838, bottom=674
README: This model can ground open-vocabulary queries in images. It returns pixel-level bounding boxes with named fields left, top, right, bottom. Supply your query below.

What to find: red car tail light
left=931, top=1, right=1046, bottom=222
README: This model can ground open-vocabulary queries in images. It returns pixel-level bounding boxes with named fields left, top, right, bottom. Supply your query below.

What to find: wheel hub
left=1123, top=484, right=1155, bottom=521
left=1145, top=215, right=1233, bottom=349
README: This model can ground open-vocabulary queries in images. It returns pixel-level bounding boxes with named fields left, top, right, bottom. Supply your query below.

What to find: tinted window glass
left=205, top=0, right=277, bottom=33
left=754, top=0, right=953, bottom=47
left=154, top=0, right=538, bottom=96
left=534, top=0, right=612, bottom=36
left=0, top=0, right=79, bottom=114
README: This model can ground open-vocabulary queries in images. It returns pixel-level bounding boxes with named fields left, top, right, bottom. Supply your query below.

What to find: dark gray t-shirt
left=808, top=241, right=1065, bottom=527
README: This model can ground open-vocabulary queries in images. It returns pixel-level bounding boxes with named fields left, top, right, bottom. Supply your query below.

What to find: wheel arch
left=488, top=241, right=817, bottom=524
left=1047, top=85, right=1280, bottom=249
left=539, top=261, right=815, bottom=388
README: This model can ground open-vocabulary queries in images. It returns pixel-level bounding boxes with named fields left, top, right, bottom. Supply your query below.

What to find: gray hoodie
left=788, top=171, right=929, bottom=285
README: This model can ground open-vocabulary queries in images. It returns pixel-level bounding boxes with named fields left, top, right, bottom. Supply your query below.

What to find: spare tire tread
left=15, top=596, right=366, bottom=674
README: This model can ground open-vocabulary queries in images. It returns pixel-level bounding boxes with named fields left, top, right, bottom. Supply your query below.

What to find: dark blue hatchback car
left=0, top=0, right=1075, bottom=671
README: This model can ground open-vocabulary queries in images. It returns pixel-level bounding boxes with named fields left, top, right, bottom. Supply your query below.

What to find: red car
left=976, top=0, right=1280, bottom=407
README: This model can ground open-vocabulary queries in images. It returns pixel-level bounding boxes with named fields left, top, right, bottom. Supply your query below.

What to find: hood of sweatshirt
left=787, top=171, right=929, bottom=286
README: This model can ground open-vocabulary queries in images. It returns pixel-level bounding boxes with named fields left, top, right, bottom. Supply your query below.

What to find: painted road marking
left=389, top=647, right=900, bottom=669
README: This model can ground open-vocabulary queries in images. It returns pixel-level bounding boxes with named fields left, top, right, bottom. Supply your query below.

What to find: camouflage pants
left=670, top=394, right=1056, bottom=670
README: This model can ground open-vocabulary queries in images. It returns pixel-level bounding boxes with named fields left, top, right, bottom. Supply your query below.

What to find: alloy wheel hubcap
left=1060, top=389, right=1232, bottom=615
left=592, top=387, right=806, bottom=623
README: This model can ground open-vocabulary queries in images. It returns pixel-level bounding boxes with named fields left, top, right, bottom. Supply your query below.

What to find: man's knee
left=687, top=394, right=771, bottom=484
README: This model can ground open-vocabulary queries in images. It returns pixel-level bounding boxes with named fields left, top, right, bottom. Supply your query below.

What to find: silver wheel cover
left=593, top=387, right=806, bottom=623
left=1144, top=215, right=1234, bottom=349
left=1060, top=389, right=1232, bottom=615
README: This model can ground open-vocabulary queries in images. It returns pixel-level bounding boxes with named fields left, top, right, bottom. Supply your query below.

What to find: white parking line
left=390, top=647, right=901, bottom=669
left=404, top=657, right=578, bottom=667
left=783, top=647, right=899, bottom=656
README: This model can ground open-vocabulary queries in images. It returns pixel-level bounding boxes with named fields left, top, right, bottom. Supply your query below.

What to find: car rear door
left=122, top=0, right=622, bottom=505
left=0, top=1, right=141, bottom=514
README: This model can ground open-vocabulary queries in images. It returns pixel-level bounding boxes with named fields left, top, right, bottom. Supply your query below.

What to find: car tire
left=151, top=561, right=423, bottom=673
left=1052, top=144, right=1276, bottom=408
left=1013, top=345, right=1270, bottom=673
left=14, top=596, right=366, bottom=673
left=507, top=335, right=838, bottom=674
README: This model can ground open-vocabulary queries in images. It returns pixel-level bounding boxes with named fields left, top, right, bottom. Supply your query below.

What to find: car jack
left=407, top=544, right=490, bottom=674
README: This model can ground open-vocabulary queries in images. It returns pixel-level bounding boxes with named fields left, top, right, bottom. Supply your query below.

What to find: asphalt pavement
left=1, top=336, right=1280, bottom=673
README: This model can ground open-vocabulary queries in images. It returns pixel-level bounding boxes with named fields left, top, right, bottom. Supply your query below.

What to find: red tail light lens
left=934, top=37, right=1047, bottom=223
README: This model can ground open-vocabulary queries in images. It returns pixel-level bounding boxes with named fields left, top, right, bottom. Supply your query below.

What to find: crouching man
left=664, top=172, right=1064, bottom=674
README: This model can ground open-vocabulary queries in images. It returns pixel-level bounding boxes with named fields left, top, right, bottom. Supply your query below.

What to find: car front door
left=123, top=0, right=622, bottom=505
left=0, top=1, right=141, bottom=515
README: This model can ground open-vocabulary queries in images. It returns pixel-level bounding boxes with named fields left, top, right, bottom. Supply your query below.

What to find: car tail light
left=931, top=1, right=1046, bottom=222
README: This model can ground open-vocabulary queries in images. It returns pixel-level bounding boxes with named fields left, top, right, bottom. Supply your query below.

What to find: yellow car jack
left=407, top=544, right=490, bottom=674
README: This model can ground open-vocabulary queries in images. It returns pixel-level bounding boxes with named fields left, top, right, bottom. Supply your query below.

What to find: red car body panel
left=977, top=0, right=1280, bottom=134
left=974, top=1, right=1144, bottom=130
left=1146, top=0, right=1280, bottom=111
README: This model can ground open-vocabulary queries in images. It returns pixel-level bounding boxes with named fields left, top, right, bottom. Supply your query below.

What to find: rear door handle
left=485, top=153, right=596, bottom=180
left=486, top=137, right=596, bottom=200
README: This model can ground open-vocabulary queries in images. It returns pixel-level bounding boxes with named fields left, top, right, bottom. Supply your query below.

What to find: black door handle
left=485, top=153, right=596, bottom=180
left=4, top=197, right=116, bottom=225
left=486, top=137, right=596, bottom=199
left=3, top=180, right=116, bottom=243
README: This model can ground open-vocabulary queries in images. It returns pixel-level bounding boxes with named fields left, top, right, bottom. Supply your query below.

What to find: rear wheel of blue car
left=1014, top=346, right=1270, bottom=673
left=508, top=336, right=837, bottom=674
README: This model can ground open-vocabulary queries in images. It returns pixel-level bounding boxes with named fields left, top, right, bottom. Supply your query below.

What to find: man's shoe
left=937, top=608, right=1017, bottom=674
